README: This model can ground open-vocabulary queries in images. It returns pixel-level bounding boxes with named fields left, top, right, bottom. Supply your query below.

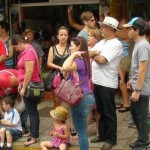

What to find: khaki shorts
left=120, top=55, right=131, bottom=72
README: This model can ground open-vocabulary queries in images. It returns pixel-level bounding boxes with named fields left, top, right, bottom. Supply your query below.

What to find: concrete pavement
left=11, top=96, right=150, bottom=150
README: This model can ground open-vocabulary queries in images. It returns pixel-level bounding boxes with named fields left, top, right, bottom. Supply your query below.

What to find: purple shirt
left=75, top=58, right=91, bottom=95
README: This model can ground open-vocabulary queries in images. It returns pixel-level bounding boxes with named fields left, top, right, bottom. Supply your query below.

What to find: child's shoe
left=5, top=147, right=12, bottom=150
left=0, top=146, right=4, bottom=150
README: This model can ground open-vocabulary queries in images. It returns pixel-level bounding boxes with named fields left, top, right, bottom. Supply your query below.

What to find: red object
left=52, top=72, right=62, bottom=88
left=54, top=79, right=83, bottom=106
left=0, top=40, right=6, bottom=70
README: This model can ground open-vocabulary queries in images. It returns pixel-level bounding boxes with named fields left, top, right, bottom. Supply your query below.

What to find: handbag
left=54, top=79, right=83, bottom=106
left=44, top=45, right=69, bottom=91
left=25, top=82, right=45, bottom=98
left=52, top=71, right=62, bottom=88
left=14, top=97, right=25, bottom=114
left=24, top=49, right=45, bottom=98
left=44, top=70, right=56, bottom=91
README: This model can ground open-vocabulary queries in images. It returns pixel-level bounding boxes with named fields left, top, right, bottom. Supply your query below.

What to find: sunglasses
left=89, top=19, right=96, bottom=22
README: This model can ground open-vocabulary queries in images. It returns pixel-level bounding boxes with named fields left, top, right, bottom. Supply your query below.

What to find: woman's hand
left=20, top=88, right=26, bottom=96
left=127, top=80, right=132, bottom=90
left=18, top=84, right=22, bottom=93
left=57, top=66, right=63, bottom=73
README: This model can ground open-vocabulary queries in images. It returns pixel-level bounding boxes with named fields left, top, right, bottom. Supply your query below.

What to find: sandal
left=72, top=135, right=78, bottom=140
left=70, top=128, right=77, bottom=136
left=128, top=123, right=136, bottom=129
left=24, top=137, right=40, bottom=147
left=118, top=107, right=130, bottom=113
left=22, top=132, right=31, bottom=137
left=115, top=104, right=123, bottom=109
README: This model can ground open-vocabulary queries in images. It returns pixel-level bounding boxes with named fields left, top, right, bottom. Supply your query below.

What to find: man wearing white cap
left=89, top=16, right=123, bottom=150
left=123, top=17, right=150, bottom=150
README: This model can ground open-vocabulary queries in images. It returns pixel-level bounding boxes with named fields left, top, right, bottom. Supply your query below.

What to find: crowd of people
left=0, top=6, right=150, bottom=150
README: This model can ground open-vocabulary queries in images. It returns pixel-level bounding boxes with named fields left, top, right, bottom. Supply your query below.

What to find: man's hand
left=68, top=5, right=73, bottom=13
left=130, top=91, right=140, bottom=102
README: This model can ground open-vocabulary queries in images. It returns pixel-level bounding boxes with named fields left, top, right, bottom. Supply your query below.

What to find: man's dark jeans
left=93, top=84, right=117, bottom=145
left=23, top=96, right=40, bottom=138
left=130, top=94, right=149, bottom=145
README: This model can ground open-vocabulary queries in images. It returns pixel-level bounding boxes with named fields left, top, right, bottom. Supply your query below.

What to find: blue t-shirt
left=75, top=58, right=91, bottom=95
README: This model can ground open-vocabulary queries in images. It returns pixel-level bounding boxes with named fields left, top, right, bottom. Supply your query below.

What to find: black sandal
left=24, top=137, right=40, bottom=147
left=70, top=128, right=77, bottom=136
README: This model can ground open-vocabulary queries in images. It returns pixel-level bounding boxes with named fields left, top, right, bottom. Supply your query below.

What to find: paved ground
left=11, top=94, right=150, bottom=150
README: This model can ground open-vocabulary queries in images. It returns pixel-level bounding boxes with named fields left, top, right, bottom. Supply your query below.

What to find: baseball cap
left=123, top=17, right=147, bottom=31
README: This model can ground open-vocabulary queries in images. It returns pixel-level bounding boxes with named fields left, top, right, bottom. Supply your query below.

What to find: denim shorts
left=0, top=126, right=23, bottom=141
left=6, top=128, right=22, bottom=141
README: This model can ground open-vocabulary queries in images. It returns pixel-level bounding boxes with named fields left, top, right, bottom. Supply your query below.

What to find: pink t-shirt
left=0, top=40, right=6, bottom=70
left=17, top=44, right=41, bottom=84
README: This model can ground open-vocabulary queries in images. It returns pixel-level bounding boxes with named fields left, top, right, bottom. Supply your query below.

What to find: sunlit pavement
left=11, top=94, right=150, bottom=150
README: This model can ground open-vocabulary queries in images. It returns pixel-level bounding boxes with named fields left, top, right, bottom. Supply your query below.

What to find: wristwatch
left=135, top=88, right=141, bottom=92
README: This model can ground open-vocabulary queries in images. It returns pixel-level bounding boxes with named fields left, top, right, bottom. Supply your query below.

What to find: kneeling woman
left=62, top=37, right=95, bottom=150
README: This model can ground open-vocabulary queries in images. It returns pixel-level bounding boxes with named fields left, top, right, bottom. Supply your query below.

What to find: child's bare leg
left=40, top=141, right=53, bottom=150
left=6, top=131, right=12, bottom=148
left=59, top=143, right=67, bottom=150
left=0, top=128, right=6, bottom=147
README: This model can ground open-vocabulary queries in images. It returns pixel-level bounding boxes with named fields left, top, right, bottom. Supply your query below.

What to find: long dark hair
left=70, top=36, right=91, bottom=79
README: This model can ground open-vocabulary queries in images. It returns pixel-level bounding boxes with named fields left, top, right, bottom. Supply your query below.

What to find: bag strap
left=0, top=70, right=15, bottom=77
left=53, top=45, right=69, bottom=67
left=66, top=58, right=88, bottom=86
left=24, top=48, right=42, bottom=80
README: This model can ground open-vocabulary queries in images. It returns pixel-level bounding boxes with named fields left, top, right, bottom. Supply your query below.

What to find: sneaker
left=5, top=147, right=12, bottom=150
left=129, top=141, right=139, bottom=148
left=101, top=142, right=115, bottom=150
left=90, top=136, right=105, bottom=143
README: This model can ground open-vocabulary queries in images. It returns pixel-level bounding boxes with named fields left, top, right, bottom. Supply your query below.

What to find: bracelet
left=135, top=88, right=141, bottom=92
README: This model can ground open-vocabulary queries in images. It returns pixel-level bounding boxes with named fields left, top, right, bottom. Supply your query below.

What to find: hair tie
left=24, top=36, right=28, bottom=40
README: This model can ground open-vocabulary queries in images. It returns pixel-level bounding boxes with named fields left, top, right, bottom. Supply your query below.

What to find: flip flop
left=72, top=135, right=78, bottom=140
left=118, top=107, right=130, bottom=112
left=128, top=123, right=136, bottom=129
left=115, top=104, right=123, bottom=109
left=24, top=138, right=40, bottom=147
left=22, top=132, right=31, bottom=137
left=70, top=128, right=77, bottom=136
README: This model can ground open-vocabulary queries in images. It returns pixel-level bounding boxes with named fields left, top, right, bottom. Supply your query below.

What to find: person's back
left=0, top=69, right=18, bottom=97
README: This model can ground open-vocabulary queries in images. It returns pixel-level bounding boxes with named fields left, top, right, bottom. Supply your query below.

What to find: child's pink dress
left=51, top=128, right=71, bottom=148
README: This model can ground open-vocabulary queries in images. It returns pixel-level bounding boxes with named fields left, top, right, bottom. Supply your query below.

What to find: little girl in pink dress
left=40, top=106, right=71, bottom=150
